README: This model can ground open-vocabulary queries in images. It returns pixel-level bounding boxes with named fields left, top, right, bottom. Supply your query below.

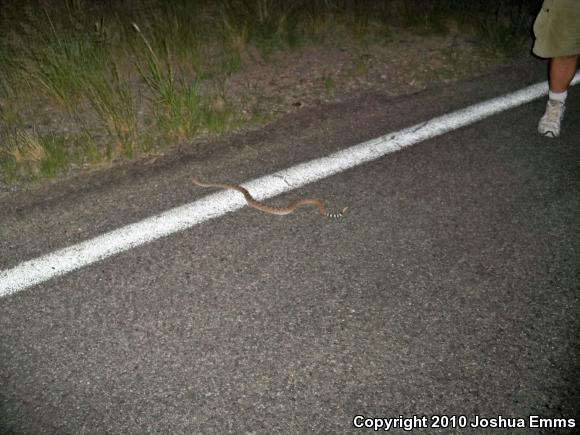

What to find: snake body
left=192, top=176, right=346, bottom=219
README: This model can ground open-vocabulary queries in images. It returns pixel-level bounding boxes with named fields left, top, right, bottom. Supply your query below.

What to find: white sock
left=548, top=89, right=567, bottom=103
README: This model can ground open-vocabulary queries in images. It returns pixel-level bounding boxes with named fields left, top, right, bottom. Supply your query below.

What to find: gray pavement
left=1, top=60, right=579, bottom=434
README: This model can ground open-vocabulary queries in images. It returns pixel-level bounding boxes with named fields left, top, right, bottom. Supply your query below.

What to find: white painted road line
left=1, top=73, right=579, bottom=297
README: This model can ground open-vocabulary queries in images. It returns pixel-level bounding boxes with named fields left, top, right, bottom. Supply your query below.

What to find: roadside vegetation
left=0, top=0, right=537, bottom=184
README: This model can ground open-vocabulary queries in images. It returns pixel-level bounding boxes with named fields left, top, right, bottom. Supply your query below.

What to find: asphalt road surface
left=1, top=61, right=579, bottom=434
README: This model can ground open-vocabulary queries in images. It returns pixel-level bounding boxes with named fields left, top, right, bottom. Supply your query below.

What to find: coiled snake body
left=192, top=176, right=347, bottom=219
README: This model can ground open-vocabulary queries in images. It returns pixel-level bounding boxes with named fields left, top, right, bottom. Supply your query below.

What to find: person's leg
left=549, top=54, right=579, bottom=92
left=538, top=54, right=579, bottom=137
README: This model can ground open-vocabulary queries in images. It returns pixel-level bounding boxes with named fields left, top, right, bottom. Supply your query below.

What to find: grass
left=0, top=129, right=98, bottom=181
left=321, top=71, right=336, bottom=92
left=0, top=0, right=538, bottom=185
left=477, top=1, right=535, bottom=61
left=350, top=54, right=371, bottom=78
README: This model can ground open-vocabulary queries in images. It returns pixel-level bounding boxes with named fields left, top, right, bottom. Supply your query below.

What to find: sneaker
left=538, top=99, right=565, bottom=138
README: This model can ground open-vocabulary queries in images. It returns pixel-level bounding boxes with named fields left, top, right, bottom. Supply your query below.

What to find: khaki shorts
left=532, top=0, right=580, bottom=58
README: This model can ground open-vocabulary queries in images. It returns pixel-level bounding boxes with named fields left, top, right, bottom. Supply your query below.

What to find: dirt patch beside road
left=0, top=30, right=532, bottom=199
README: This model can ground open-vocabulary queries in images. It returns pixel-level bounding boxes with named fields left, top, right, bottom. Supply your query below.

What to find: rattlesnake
left=192, top=176, right=347, bottom=219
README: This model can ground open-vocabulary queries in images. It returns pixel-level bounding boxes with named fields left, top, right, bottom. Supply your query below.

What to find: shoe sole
left=541, top=130, right=558, bottom=138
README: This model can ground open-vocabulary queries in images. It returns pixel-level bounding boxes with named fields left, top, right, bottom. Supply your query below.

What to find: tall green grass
left=477, top=1, right=534, bottom=60
left=0, top=0, right=538, bottom=184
